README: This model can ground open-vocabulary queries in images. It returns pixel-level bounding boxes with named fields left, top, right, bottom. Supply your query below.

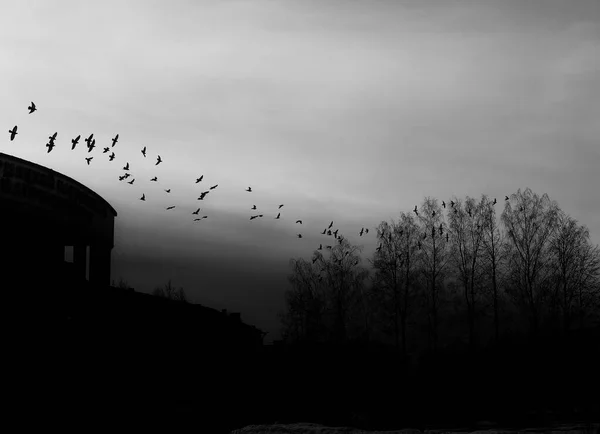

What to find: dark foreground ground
left=12, top=320, right=600, bottom=433
left=8, top=278, right=600, bottom=433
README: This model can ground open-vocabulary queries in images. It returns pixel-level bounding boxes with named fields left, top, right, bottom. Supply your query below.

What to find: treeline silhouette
left=267, top=188, right=600, bottom=430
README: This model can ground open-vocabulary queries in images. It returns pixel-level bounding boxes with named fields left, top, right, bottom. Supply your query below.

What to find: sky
left=1, top=0, right=599, bottom=342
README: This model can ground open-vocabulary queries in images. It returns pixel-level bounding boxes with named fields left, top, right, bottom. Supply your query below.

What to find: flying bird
left=365, top=228, right=369, bottom=234
left=166, top=206, right=175, bottom=210
left=85, top=134, right=94, bottom=147
left=413, top=206, right=418, bottom=216
left=46, top=142, right=55, bottom=153
left=251, top=205, right=257, bottom=210
left=109, top=152, right=115, bottom=161
left=326, top=245, right=332, bottom=250
left=123, top=162, right=129, bottom=171
left=250, top=215, right=258, bottom=220
left=297, top=234, right=302, bottom=238
left=118, top=175, right=126, bottom=181
left=156, top=155, right=162, bottom=166
left=103, top=147, right=110, bottom=153
left=492, top=198, right=497, bottom=205
left=71, top=135, right=80, bottom=150
left=123, top=173, right=130, bottom=179
left=151, top=177, right=157, bottom=182
left=111, top=134, right=119, bottom=147
left=141, top=146, right=146, bottom=157
left=165, top=189, right=171, bottom=193
left=85, top=157, right=93, bottom=165
left=258, top=214, right=264, bottom=218
left=192, top=208, right=200, bottom=215
left=505, top=196, right=509, bottom=201
left=28, top=102, right=36, bottom=114
left=210, top=184, right=218, bottom=190
left=450, top=201, right=455, bottom=208
left=140, top=194, right=145, bottom=201
left=360, top=228, right=364, bottom=236
left=442, top=201, right=446, bottom=208
left=318, top=244, right=322, bottom=250
left=275, top=213, right=280, bottom=219
left=8, top=126, right=17, bottom=141
left=278, top=204, right=284, bottom=209
left=246, top=187, right=252, bottom=192
left=327, top=230, right=332, bottom=236
left=127, top=179, right=135, bottom=185
left=87, top=139, right=95, bottom=152
left=49, top=132, right=57, bottom=142
left=194, top=218, right=201, bottom=222
left=321, top=229, right=326, bottom=235
left=296, top=220, right=302, bottom=224
left=446, top=233, right=449, bottom=242
left=328, top=221, right=334, bottom=229
left=196, top=176, right=203, bottom=183
left=376, top=244, right=382, bottom=252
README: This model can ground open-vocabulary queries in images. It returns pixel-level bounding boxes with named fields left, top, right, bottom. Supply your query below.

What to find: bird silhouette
left=326, top=245, right=332, bottom=250
left=118, top=175, right=126, bottom=181
left=8, top=126, right=17, bottom=141
left=85, top=157, right=93, bottom=165
left=275, top=213, right=280, bottom=219
left=250, top=215, right=258, bottom=220
left=333, top=229, right=339, bottom=237
left=28, top=102, right=36, bottom=114
left=201, top=216, right=208, bottom=220
left=192, top=208, right=200, bottom=215
left=156, top=155, right=162, bottom=166
left=318, top=244, right=322, bottom=250
left=198, top=191, right=209, bottom=200
left=450, top=201, right=455, bottom=208
left=246, top=187, right=252, bottom=192
left=123, top=163, right=129, bottom=171
left=210, top=184, right=218, bottom=190
left=151, top=177, right=157, bottom=182
left=49, top=132, right=57, bottom=143
left=128, top=179, right=135, bottom=185
left=328, top=221, right=334, bottom=229
left=123, top=173, right=130, bottom=179
left=258, top=214, right=264, bottom=218
left=111, top=134, right=119, bottom=147
left=71, top=135, right=80, bottom=150
left=165, top=189, right=171, bottom=193
left=194, top=218, right=201, bottom=222
left=468, top=209, right=472, bottom=217
left=87, top=139, right=95, bottom=152
left=321, top=229, right=326, bottom=235
left=196, top=176, right=203, bottom=183
left=297, top=234, right=302, bottom=238
left=296, top=220, right=302, bottom=224
left=505, top=196, right=509, bottom=201
left=166, top=206, right=175, bottom=210
left=327, top=230, right=332, bottom=236
left=279, top=204, right=284, bottom=209
left=85, top=134, right=93, bottom=147
left=251, top=205, right=257, bottom=210
left=140, top=194, right=145, bottom=201
left=442, top=201, right=446, bottom=208
left=360, top=228, right=364, bottom=236
left=376, top=244, right=382, bottom=252
left=109, top=152, right=115, bottom=161
left=365, top=228, right=369, bottom=234
left=446, top=233, right=449, bottom=242
left=492, top=198, right=497, bottom=205
left=46, top=142, right=55, bottom=153
left=141, top=146, right=146, bottom=157
left=103, top=147, right=110, bottom=153
left=439, top=224, right=443, bottom=235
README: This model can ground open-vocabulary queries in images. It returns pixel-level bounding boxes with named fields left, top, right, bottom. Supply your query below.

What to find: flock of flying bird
left=7, top=102, right=509, bottom=260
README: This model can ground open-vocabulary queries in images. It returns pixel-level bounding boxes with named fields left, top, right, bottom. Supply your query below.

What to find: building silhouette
left=0, top=152, right=265, bottom=350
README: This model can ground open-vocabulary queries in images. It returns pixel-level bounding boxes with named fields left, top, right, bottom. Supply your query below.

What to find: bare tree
left=152, top=279, right=188, bottom=303
left=479, top=195, right=507, bottom=342
left=370, top=213, right=421, bottom=355
left=548, top=212, right=600, bottom=332
left=418, top=197, right=451, bottom=351
left=447, top=196, right=487, bottom=348
left=501, top=188, right=560, bottom=336
left=282, top=257, right=327, bottom=342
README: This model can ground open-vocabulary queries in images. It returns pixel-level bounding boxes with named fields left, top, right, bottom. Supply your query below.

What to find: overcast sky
left=1, top=0, right=599, bottom=342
